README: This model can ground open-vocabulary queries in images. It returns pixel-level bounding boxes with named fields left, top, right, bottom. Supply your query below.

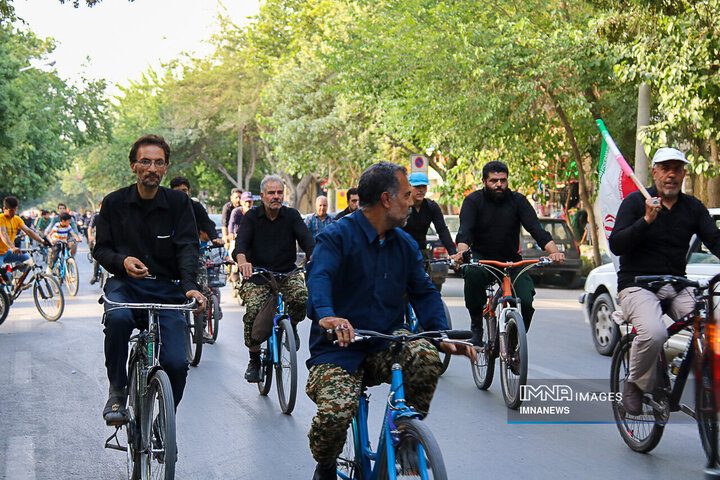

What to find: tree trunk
left=707, top=138, right=720, bottom=208
left=543, top=84, right=602, bottom=266
left=237, top=122, right=245, bottom=188
left=295, top=173, right=318, bottom=210
left=245, top=141, right=256, bottom=191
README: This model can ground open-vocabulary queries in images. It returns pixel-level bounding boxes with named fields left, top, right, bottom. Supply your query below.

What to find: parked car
left=579, top=208, right=720, bottom=356
left=209, top=213, right=223, bottom=238
left=520, top=218, right=583, bottom=287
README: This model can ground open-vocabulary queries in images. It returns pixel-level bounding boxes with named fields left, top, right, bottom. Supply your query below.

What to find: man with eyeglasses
left=94, top=134, right=206, bottom=426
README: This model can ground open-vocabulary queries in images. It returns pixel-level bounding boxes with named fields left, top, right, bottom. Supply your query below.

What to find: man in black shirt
left=234, top=174, right=315, bottom=382
left=94, top=134, right=206, bottom=424
left=169, top=175, right=223, bottom=244
left=334, top=187, right=359, bottom=220
left=402, top=172, right=457, bottom=291
left=609, top=147, right=720, bottom=415
left=221, top=188, right=242, bottom=244
left=452, top=161, right=564, bottom=345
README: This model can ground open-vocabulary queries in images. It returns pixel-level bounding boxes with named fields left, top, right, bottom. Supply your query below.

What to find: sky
left=13, top=0, right=261, bottom=93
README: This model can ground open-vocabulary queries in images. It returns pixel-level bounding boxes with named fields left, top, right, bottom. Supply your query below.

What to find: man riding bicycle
left=1, top=196, right=49, bottom=271
left=609, top=147, right=720, bottom=415
left=305, top=162, right=475, bottom=479
left=451, top=161, right=564, bottom=345
left=233, top=174, right=314, bottom=383
left=94, top=134, right=206, bottom=424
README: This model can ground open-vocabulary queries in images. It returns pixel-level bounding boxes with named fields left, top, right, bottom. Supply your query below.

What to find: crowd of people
left=3, top=132, right=719, bottom=479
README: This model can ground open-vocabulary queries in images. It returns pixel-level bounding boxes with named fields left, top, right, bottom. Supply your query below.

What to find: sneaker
left=470, top=319, right=484, bottom=347
left=623, top=380, right=644, bottom=416
left=312, top=461, right=336, bottom=480
left=103, top=386, right=128, bottom=425
left=202, top=332, right=215, bottom=345
left=89, top=276, right=98, bottom=285
left=244, top=358, right=261, bottom=383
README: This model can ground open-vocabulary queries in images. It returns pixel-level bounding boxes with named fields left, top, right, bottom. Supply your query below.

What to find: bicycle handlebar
left=350, top=329, right=473, bottom=343
left=634, top=275, right=707, bottom=290
left=99, top=295, right=198, bottom=311
left=250, top=266, right=305, bottom=279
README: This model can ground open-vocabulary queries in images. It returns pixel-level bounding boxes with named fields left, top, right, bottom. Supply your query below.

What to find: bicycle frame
left=267, top=293, right=287, bottom=366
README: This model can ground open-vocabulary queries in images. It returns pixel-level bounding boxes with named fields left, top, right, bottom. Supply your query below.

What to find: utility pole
left=635, top=82, right=651, bottom=186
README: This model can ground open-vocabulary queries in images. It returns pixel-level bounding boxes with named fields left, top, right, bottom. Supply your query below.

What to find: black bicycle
left=103, top=295, right=196, bottom=480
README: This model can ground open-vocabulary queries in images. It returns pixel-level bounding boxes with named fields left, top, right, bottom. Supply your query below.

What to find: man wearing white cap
left=610, top=147, right=720, bottom=415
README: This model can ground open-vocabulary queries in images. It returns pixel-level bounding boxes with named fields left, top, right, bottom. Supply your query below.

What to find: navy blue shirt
left=306, top=210, right=448, bottom=373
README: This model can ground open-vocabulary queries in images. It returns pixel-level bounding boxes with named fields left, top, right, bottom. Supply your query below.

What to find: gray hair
left=260, top=174, right=284, bottom=193
left=315, top=195, right=328, bottom=205
left=358, top=161, right=407, bottom=209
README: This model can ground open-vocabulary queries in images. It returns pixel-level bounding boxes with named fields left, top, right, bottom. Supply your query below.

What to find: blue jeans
left=103, top=277, right=189, bottom=407
left=0, top=251, right=30, bottom=265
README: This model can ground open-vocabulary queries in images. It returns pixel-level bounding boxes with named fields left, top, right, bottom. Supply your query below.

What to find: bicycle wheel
left=0, top=288, right=9, bottom=326
left=185, top=311, right=203, bottom=366
left=337, top=418, right=363, bottom=480
left=32, top=274, right=64, bottom=321
left=471, top=313, right=496, bottom=390
left=140, top=370, right=176, bottom=480
left=439, top=301, right=452, bottom=374
left=257, top=343, right=273, bottom=396
left=125, top=359, right=141, bottom=480
left=610, top=333, right=665, bottom=452
left=209, top=294, right=220, bottom=342
left=378, top=417, right=447, bottom=480
left=500, top=311, right=527, bottom=409
left=697, top=354, right=720, bottom=466
left=275, top=318, right=298, bottom=414
left=65, top=258, right=79, bottom=296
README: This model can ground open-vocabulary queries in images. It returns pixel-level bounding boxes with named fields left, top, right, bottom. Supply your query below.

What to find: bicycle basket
left=207, top=265, right=227, bottom=287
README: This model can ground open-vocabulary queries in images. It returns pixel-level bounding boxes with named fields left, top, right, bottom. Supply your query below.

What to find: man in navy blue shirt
left=305, top=161, right=474, bottom=480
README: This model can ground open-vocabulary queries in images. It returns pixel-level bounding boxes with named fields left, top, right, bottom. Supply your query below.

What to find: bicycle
left=49, top=241, right=79, bottom=296
left=0, top=249, right=65, bottom=323
left=337, top=328, right=472, bottom=480
left=610, top=274, right=720, bottom=473
left=184, top=245, right=232, bottom=367
left=103, top=294, right=196, bottom=480
left=250, top=266, right=303, bottom=414
left=460, top=256, right=552, bottom=409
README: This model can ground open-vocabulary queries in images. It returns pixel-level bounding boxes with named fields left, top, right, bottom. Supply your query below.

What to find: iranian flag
left=596, top=119, right=640, bottom=269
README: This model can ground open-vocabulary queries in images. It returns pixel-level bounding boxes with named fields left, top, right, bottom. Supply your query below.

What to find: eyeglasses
left=137, top=158, right=167, bottom=168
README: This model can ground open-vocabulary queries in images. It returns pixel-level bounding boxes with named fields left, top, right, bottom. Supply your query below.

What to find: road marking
left=4, top=436, right=36, bottom=480
left=12, top=351, right=31, bottom=384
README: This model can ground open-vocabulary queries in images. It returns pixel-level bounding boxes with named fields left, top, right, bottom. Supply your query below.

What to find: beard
left=483, top=186, right=510, bottom=203
left=140, top=174, right=161, bottom=188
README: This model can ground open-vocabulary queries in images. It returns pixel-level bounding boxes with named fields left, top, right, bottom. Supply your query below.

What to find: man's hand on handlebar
left=548, top=252, right=565, bottom=264
left=439, top=341, right=477, bottom=362
left=319, top=316, right=355, bottom=347
left=185, top=289, right=207, bottom=313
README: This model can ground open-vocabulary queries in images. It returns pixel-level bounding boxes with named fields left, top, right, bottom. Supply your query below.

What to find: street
left=0, top=246, right=710, bottom=479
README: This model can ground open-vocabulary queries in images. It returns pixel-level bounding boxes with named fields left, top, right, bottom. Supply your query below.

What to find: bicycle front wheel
left=65, top=258, right=79, bottom=296
left=697, top=353, right=720, bottom=466
left=140, top=370, right=176, bottom=480
left=500, top=311, right=527, bottom=409
left=378, top=417, right=447, bottom=480
left=338, top=418, right=363, bottom=480
left=125, top=359, right=141, bottom=480
left=439, top=301, right=452, bottom=374
left=184, top=311, right=203, bottom=366
left=275, top=318, right=297, bottom=414
left=208, top=294, right=220, bottom=342
left=32, top=274, right=64, bottom=321
left=471, top=313, right=496, bottom=390
left=610, top=333, right=665, bottom=452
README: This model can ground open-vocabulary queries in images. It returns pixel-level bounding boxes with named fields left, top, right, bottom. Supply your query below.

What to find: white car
left=579, top=208, right=720, bottom=356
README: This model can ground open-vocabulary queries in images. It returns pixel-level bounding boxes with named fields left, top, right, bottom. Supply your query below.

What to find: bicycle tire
left=209, top=294, right=220, bottom=342
left=32, top=274, right=64, bottom=321
left=257, top=344, right=273, bottom=396
left=125, top=359, right=141, bottom=480
left=610, top=333, right=665, bottom=453
left=184, top=311, right=203, bottom=366
left=439, top=301, right=452, bottom=374
left=500, top=311, right=528, bottom=409
left=275, top=318, right=297, bottom=414
left=0, top=288, right=9, bottom=326
left=337, top=418, right=363, bottom=480
left=140, top=370, right=176, bottom=480
left=471, top=313, right=496, bottom=390
left=65, top=257, right=79, bottom=296
left=697, top=353, right=720, bottom=466
left=377, top=417, right=447, bottom=480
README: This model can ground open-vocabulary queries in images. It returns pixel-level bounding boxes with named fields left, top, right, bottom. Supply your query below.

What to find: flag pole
left=596, top=120, right=651, bottom=200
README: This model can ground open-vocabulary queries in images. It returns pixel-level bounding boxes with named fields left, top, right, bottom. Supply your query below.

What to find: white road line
left=12, top=351, right=31, bottom=384
left=4, top=435, right=36, bottom=480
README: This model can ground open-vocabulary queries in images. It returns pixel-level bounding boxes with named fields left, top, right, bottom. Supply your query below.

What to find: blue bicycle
left=50, top=241, right=79, bottom=296
left=337, top=329, right=471, bottom=480
left=406, top=300, right=453, bottom=374
left=250, top=267, right=303, bottom=414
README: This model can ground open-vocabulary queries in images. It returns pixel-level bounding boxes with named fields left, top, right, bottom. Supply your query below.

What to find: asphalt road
left=0, top=245, right=711, bottom=479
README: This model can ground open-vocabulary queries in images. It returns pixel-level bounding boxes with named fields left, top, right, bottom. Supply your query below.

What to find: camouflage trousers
left=306, top=335, right=443, bottom=464
left=239, top=272, right=307, bottom=348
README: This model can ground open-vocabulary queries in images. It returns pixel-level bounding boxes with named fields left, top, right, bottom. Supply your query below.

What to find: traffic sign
left=336, top=189, right=348, bottom=211
left=410, top=154, right=428, bottom=174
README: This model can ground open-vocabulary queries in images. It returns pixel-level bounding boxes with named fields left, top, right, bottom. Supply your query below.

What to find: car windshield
left=688, top=217, right=720, bottom=264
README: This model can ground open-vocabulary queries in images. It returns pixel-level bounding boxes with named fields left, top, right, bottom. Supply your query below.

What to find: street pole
left=635, top=82, right=650, bottom=186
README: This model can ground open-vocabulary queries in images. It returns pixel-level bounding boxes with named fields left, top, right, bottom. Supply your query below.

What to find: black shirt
left=93, top=185, right=200, bottom=293
left=191, top=200, right=218, bottom=240
left=334, top=207, right=353, bottom=220
left=609, top=187, right=720, bottom=291
left=232, top=205, right=315, bottom=273
left=221, top=201, right=236, bottom=230
left=402, top=198, right=457, bottom=255
left=456, top=189, right=552, bottom=261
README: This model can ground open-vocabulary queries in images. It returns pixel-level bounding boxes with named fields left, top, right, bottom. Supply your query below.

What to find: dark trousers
left=462, top=255, right=536, bottom=332
left=103, top=277, right=189, bottom=407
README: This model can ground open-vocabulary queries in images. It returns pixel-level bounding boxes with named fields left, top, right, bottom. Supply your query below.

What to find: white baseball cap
left=651, top=147, right=690, bottom=167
